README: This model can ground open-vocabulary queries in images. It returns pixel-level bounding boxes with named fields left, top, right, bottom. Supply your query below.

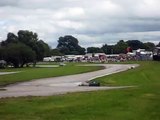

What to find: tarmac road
left=0, top=64, right=139, bottom=98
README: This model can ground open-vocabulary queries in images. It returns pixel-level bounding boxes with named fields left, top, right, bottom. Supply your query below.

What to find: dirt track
left=0, top=64, right=139, bottom=98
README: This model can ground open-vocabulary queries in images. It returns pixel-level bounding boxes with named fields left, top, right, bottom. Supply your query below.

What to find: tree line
left=0, top=30, right=160, bottom=68
left=0, top=30, right=50, bottom=68
left=55, top=36, right=159, bottom=55
left=100, top=40, right=156, bottom=54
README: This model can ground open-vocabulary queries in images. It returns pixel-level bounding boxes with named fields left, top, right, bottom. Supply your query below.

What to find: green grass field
left=0, top=61, right=160, bottom=120
left=0, top=63, right=104, bottom=86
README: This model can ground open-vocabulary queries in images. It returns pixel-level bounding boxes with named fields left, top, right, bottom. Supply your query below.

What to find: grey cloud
left=0, top=0, right=160, bottom=48
left=0, top=0, right=19, bottom=6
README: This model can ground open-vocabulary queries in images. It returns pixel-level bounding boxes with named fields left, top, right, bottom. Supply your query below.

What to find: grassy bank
left=0, top=61, right=159, bottom=120
left=0, top=63, right=103, bottom=86
left=96, top=61, right=160, bottom=86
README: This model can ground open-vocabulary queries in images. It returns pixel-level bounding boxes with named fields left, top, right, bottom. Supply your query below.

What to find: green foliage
left=51, top=49, right=63, bottom=56
left=126, top=40, right=146, bottom=50
left=0, top=30, right=51, bottom=67
left=18, top=30, right=38, bottom=45
left=87, top=47, right=103, bottom=53
left=18, top=30, right=51, bottom=61
left=101, top=40, right=128, bottom=54
left=0, top=33, right=18, bottom=47
left=36, top=40, right=51, bottom=60
left=57, top=35, right=85, bottom=55
left=3, top=42, right=36, bottom=68
left=0, top=62, right=160, bottom=120
left=6, top=33, right=19, bottom=44
left=114, top=40, right=128, bottom=54
left=101, top=44, right=114, bottom=54
left=0, top=47, right=4, bottom=60
left=101, top=40, right=156, bottom=54
left=144, top=42, right=155, bottom=51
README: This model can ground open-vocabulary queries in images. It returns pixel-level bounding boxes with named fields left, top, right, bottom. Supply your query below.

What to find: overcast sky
left=0, top=0, right=160, bottom=48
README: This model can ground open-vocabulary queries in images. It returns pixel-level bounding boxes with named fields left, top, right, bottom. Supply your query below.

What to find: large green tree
left=51, top=49, right=63, bottom=56
left=3, top=42, right=36, bottom=68
left=0, top=47, right=4, bottom=60
left=87, top=47, right=103, bottom=53
left=144, top=42, right=155, bottom=51
left=101, top=44, right=114, bottom=54
left=17, top=30, right=51, bottom=61
left=36, top=40, right=51, bottom=60
left=57, top=35, right=85, bottom=55
left=114, top=40, right=128, bottom=54
left=1, top=33, right=18, bottom=46
left=126, top=40, right=145, bottom=50
left=0, top=30, right=51, bottom=67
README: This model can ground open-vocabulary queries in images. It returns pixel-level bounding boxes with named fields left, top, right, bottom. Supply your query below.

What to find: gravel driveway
left=0, top=64, right=139, bottom=98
